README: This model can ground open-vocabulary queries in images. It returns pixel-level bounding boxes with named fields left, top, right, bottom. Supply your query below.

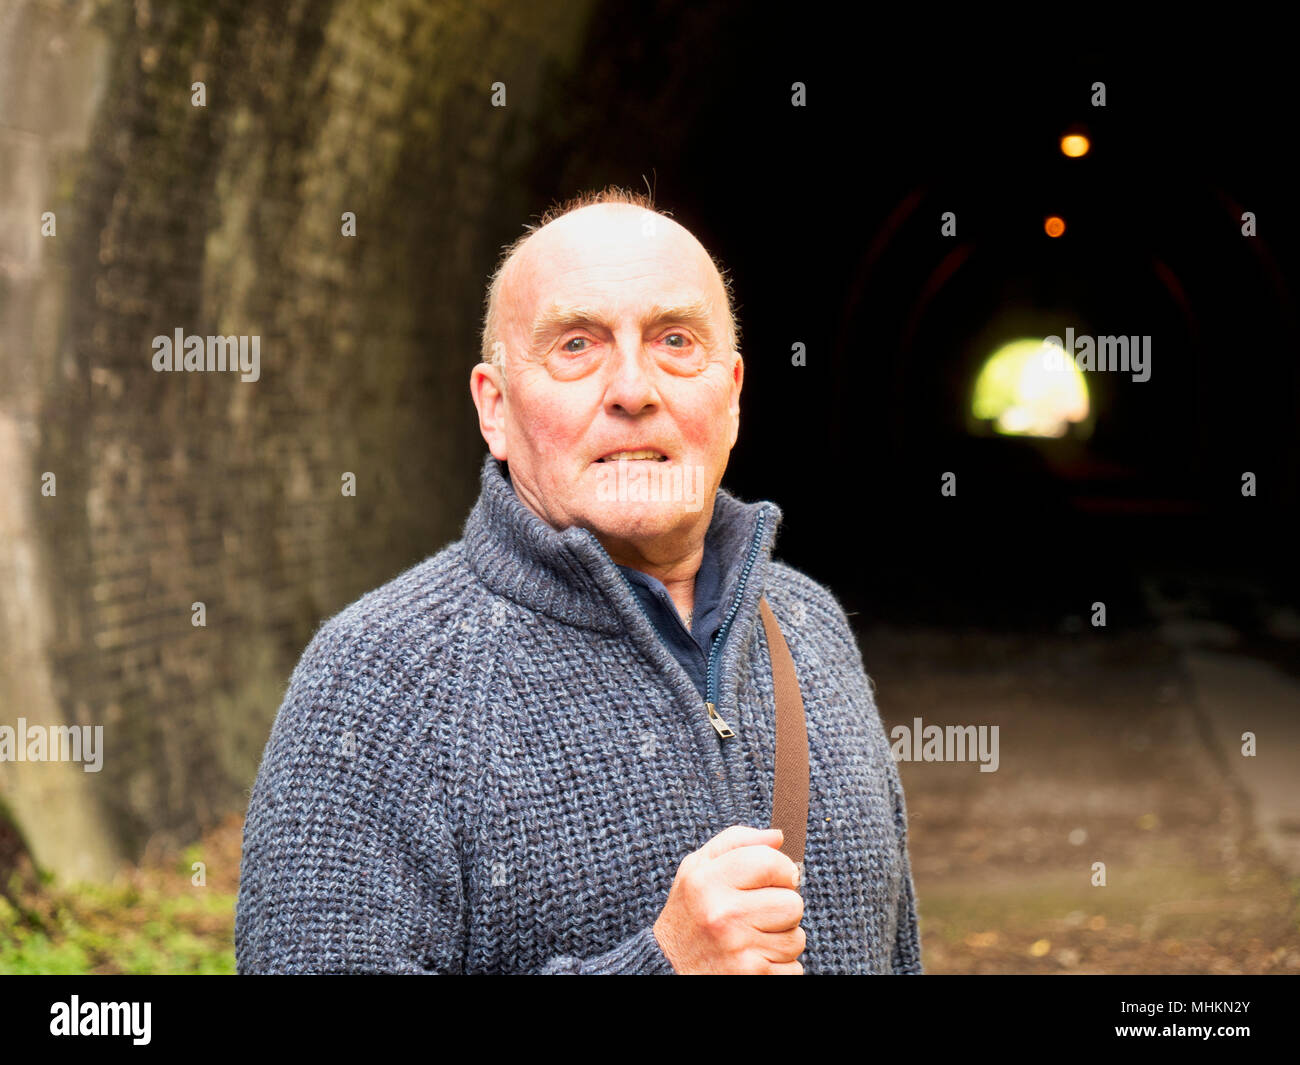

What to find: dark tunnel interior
left=506, top=8, right=1299, bottom=636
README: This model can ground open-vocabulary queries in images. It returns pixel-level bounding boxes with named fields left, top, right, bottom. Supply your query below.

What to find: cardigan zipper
left=594, top=505, right=769, bottom=742
left=703, top=508, right=768, bottom=739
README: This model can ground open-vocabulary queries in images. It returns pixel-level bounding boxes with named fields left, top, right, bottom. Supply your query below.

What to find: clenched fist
left=652, top=825, right=805, bottom=974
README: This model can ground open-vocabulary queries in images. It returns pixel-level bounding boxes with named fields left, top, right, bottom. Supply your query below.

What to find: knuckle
left=720, top=923, right=748, bottom=952
left=684, top=866, right=707, bottom=892
left=701, top=900, right=734, bottom=937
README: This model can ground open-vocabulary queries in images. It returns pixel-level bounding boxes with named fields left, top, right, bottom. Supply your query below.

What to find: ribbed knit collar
left=463, top=454, right=782, bottom=640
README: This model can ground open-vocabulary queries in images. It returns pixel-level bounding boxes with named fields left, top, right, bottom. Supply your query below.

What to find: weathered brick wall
left=1, top=0, right=598, bottom=881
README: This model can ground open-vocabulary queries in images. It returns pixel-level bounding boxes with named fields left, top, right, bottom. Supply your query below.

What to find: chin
left=582, top=501, right=702, bottom=543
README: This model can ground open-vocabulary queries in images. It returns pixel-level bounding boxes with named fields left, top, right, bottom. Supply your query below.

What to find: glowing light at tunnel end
left=972, top=338, right=1090, bottom=438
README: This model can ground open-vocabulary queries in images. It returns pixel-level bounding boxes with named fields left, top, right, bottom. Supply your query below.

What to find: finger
left=700, top=825, right=783, bottom=861
left=755, top=925, right=807, bottom=965
left=734, top=885, right=804, bottom=932
left=711, top=843, right=800, bottom=890
left=765, top=960, right=804, bottom=975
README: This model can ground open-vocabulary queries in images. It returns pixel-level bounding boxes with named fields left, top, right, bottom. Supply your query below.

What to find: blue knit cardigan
left=235, top=456, right=923, bottom=974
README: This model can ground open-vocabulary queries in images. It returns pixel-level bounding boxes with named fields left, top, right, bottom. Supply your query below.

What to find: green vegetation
left=0, top=819, right=239, bottom=974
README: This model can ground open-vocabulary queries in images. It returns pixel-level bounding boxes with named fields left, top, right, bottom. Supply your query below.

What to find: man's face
left=471, top=204, right=742, bottom=562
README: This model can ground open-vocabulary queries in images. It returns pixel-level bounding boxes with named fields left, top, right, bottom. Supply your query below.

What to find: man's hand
left=652, top=825, right=805, bottom=974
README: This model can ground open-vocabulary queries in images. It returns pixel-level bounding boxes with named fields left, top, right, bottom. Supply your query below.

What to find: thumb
left=701, top=824, right=783, bottom=860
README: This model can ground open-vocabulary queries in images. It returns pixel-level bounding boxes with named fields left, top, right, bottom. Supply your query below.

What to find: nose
left=602, top=332, right=659, bottom=416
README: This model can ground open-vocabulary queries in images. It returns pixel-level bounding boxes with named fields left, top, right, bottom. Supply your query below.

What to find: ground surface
left=866, top=612, right=1300, bottom=975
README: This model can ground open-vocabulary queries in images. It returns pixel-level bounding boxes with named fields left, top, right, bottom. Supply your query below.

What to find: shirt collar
left=617, top=535, right=725, bottom=645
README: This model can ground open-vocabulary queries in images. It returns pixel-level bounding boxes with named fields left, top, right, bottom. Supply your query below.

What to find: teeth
left=601, top=450, right=665, bottom=462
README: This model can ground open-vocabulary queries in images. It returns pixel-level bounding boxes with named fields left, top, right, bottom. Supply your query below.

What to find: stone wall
left=0, top=0, right=598, bottom=881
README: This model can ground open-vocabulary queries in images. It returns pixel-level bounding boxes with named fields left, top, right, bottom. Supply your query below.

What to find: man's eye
left=562, top=337, right=590, bottom=353
left=663, top=333, right=688, bottom=348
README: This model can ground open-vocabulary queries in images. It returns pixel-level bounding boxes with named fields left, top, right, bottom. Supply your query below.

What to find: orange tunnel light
left=1060, top=134, right=1090, bottom=157
left=1044, top=216, right=1066, bottom=238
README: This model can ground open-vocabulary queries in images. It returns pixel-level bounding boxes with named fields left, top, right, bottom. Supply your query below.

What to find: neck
left=596, top=534, right=702, bottom=624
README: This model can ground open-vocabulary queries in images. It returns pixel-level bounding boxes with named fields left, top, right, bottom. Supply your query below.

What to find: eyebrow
left=529, top=298, right=717, bottom=353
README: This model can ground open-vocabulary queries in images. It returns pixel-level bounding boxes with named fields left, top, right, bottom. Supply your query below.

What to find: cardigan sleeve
left=764, top=563, right=925, bottom=974
left=889, top=760, right=924, bottom=974
left=234, top=620, right=466, bottom=973
left=235, top=620, right=679, bottom=975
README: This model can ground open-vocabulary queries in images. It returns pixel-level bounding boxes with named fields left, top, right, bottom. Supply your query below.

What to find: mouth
left=594, top=449, right=669, bottom=463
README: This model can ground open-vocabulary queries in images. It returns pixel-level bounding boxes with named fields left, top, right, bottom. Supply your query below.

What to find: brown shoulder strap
left=758, top=597, right=809, bottom=881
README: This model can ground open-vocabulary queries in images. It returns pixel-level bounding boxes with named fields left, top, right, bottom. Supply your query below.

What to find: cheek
left=509, top=384, right=595, bottom=456
left=672, top=381, right=736, bottom=448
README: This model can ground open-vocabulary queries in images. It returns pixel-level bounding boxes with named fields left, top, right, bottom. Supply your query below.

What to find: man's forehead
left=503, top=204, right=725, bottom=325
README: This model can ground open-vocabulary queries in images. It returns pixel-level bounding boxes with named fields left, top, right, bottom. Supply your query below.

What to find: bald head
left=480, top=196, right=739, bottom=372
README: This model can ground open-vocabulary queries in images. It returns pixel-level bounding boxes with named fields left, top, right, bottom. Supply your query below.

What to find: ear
left=470, top=362, right=509, bottom=460
left=727, top=349, right=743, bottom=449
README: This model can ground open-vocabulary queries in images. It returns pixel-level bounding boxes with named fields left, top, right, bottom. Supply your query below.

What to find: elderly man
left=236, top=187, right=922, bottom=974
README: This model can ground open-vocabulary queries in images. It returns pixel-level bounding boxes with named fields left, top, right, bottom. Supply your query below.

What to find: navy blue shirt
left=617, top=544, right=725, bottom=700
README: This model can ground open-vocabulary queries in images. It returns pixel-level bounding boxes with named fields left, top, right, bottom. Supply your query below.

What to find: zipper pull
left=706, top=702, right=735, bottom=738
